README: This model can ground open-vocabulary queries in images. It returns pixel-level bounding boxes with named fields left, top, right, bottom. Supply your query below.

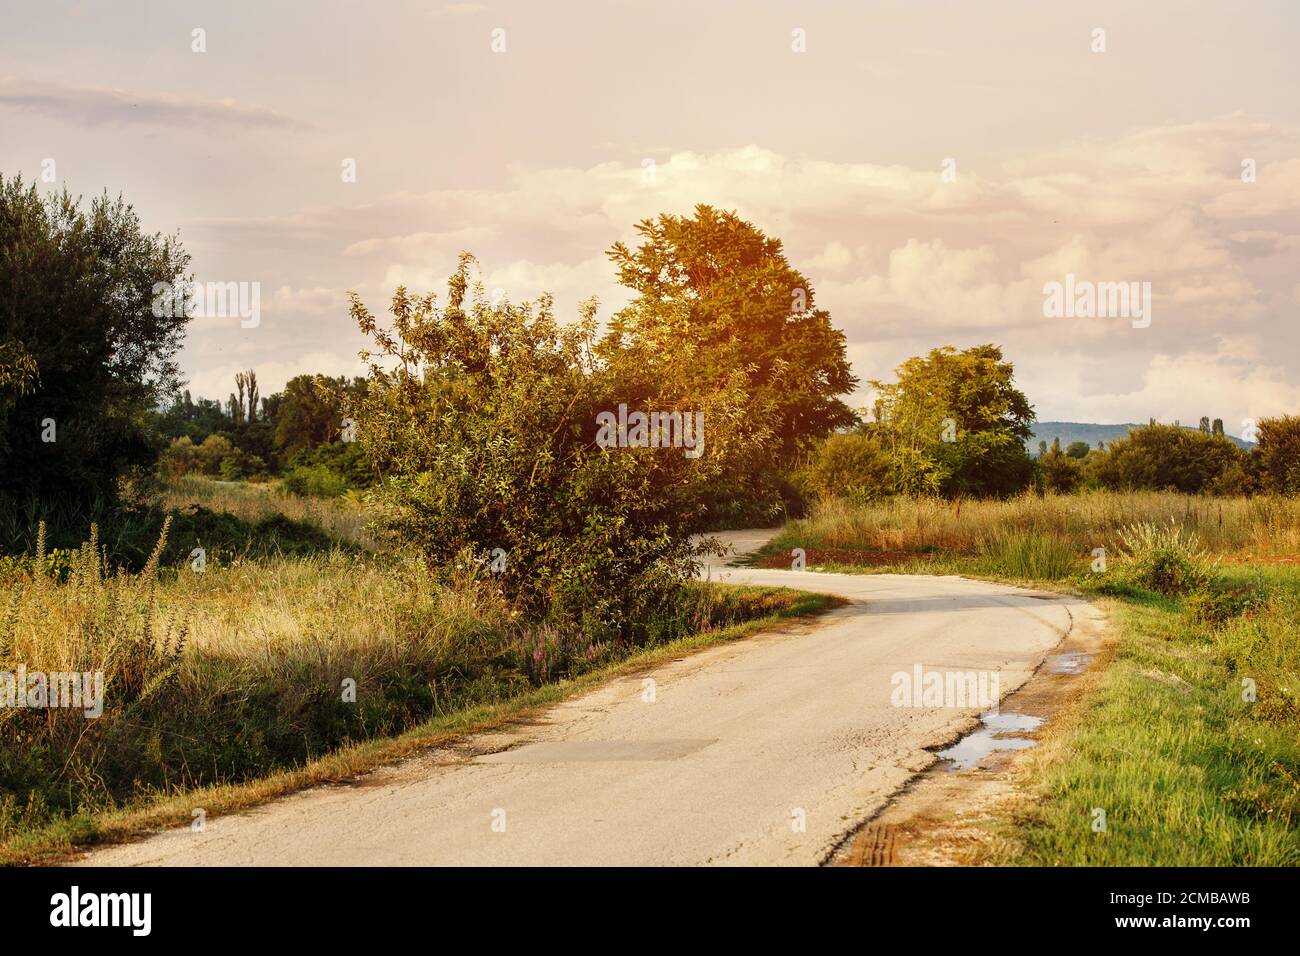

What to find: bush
left=795, top=432, right=892, bottom=503
left=281, top=464, right=349, bottom=498
left=1092, top=424, right=1250, bottom=494
left=1116, top=519, right=1215, bottom=595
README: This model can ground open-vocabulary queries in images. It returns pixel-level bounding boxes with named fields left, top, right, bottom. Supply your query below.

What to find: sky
left=3, top=0, right=1299, bottom=435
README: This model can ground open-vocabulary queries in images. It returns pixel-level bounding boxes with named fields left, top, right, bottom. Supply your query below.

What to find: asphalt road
left=77, top=530, right=1092, bottom=866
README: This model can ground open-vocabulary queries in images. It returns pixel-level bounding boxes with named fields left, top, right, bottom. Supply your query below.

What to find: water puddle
left=935, top=711, right=1045, bottom=770
left=1044, top=651, right=1095, bottom=674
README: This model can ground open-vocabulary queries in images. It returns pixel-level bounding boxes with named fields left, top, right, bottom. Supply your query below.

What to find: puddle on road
left=935, top=711, right=1045, bottom=770
left=1044, top=651, right=1096, bottom=674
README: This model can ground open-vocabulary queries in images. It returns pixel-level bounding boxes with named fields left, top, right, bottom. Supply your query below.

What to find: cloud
left=0, top=77, right=305, bottom=129
left=181, top=115, right=1300, bottom=420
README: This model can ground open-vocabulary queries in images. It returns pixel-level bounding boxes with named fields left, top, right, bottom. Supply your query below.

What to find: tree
left=870, top=344, right=1035, bottom=498
left=600, top=205, right=857, bottom=521
left=1091, top=423, right=1248, bottom=493
left=234, top=370, right=259, bottom=424
left=274, top=374, right=352, bottom=459
left=1039, top=442, right=1084, bottom=493
left=0, top=176, right=190, bottom=524
left=349, top=255, right=756, bottom=630
left=1254, top=416, right=1300, bottom=494
left=1065, top=441, right=1091, bottom=459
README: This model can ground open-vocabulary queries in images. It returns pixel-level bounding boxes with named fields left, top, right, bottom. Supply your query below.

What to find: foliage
left=0, top=176, right=190, bottom=522
left=274, top=374, right=364, bottom=460
left=1038, top=443, right=1085, bottom=493
left=600, top=204, right=857, bottom=520
left=795, top=431, right=893, bottom=503
left=349, top=253, right=753, bottom=631
left=1254, top=416, right=1300, bottom=495
left=281, top=463, right=349, bottom=498
left=1115, top=518, right=1215, bottom=596
left=1090, top=423, right=1251, bottom=494
left=870, top=344, right=1035, bottom=498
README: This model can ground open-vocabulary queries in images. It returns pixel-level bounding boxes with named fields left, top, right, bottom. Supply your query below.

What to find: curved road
left=78, top=530, right=1098, bottom=866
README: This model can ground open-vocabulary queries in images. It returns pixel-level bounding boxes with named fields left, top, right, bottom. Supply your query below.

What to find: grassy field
left=0, top=479, right=836, bottom=863
left=766, top=492, right=1300, bottom=567
left=762, top=492, right=1300, bottom=866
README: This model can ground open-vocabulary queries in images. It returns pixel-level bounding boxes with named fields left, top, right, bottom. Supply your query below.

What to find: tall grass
left=974, top=529, right=1079, bottom=580
left=161, top=476, right=373, bottom=547
left=1, top=518, right=812, bottom=843
left=782, top=492, right=1300, bottom=563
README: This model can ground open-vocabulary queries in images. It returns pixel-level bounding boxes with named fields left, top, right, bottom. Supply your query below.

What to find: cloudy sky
left=3, top=1, right=1299, bottom=434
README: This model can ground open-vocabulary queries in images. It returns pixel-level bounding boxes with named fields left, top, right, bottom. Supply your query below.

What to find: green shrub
left=348, top=255, right=755, bottom=633
left=795, top=432, right=893, bottom=504
left=1116, top=519, right=1214, bottom=595
left=281, top=463, right=348, bottom=498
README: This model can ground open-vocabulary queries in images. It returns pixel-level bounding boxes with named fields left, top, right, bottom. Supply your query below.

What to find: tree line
left=6, top=171, right=1300, bottom=622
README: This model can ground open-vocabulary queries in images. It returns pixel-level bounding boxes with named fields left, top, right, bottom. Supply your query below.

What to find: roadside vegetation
left=759, top=493, right=1300, bottom=865
left=0, top=490, right=833, bottom=863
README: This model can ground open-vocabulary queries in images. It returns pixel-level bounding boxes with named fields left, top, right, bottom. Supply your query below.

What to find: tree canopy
left=600, top=204, right=857, bottom=521
left=0, top=175, right=190, bottom=520
left=870, top=344, right=1035, bottom=497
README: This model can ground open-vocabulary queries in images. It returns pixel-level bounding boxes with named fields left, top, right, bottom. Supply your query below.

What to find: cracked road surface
left=77, top=530, right=1098, bottom=866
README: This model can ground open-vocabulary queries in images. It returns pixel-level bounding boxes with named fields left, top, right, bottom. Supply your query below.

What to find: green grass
left=1004, top=567, right=1299, bottom=865
left=771, top=494, right=1300, bottom=866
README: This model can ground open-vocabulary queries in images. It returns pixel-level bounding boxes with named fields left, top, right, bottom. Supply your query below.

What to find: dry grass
left=785, top=491, right=1300, bottom=560
left=1, top=510, right=832, bottom=861
left=160, top=476, right=374, bottom=548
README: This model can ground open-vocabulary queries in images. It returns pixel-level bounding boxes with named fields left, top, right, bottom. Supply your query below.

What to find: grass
left=767, top=491, right=1300, bottom=566
left=769, top=493, right=1300, bottom=866
left=160, top=476, right=373, bottom=548
left=1001, top=566, right=1299, bottom=865
left=1, top=580, right=836, bottom=866
left=0, top=489, right=839, bottom=864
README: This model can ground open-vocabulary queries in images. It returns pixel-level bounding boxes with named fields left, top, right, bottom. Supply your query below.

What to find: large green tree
left=273, top=374, right=363, bottom=459
left=600, top=205, right=857, bottom=521
left=0, top=176, right=190, bottom=527
left=870, top=344, right=1035, bottom=497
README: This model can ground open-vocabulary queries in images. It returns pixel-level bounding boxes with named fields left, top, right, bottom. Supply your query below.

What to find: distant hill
left=1027, top=422, right=1255, bottom=456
